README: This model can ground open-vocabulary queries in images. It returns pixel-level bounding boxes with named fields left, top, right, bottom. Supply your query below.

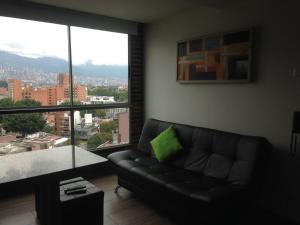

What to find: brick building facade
left=9, top=73, right=87, bottom=106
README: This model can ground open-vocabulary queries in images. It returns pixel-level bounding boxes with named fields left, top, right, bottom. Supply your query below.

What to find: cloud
left=5, top=42, right=26, bottom=50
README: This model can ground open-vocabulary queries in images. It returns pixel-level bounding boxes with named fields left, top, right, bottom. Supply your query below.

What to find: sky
left=0, top=16, right=128, bottom=65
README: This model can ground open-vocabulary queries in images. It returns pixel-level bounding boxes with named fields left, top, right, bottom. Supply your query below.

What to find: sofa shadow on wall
left=250, top=28, right=299, bottom=223
left=255, top=110, right=300, bottom=224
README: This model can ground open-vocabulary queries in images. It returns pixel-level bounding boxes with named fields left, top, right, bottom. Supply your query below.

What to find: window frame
left=0, top=16, right=131, bottom=152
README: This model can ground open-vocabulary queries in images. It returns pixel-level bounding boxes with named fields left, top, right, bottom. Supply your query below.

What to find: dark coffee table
left=0, top=145, right=107, bottom=225
left=59, top=177, right=104, bottom=225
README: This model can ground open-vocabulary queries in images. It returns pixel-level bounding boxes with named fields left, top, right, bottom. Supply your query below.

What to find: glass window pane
left=0, top=111, right=71, bottom=155
left=70, top=26, right=128, bottom=105
left=0, top=16, right=69, bottom=107
left=73, top=108, right=129, bottom=151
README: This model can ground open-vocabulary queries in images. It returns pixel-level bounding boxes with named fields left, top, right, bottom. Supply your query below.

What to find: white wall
left=145, top=0, right=300, bottom=219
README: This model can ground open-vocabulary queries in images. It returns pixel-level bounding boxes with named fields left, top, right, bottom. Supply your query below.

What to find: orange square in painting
left=193, top=62, right=205, bottom=73
left=223, top=42, right=249, bottom=55
left=206, top=52, right=218, bottom=67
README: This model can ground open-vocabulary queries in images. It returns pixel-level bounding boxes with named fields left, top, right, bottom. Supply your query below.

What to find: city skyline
left=0, top=49, right=128, bottom=87
left=4, top=73, right=129, bottom=106
left=9, top=73, right=87, bottom=106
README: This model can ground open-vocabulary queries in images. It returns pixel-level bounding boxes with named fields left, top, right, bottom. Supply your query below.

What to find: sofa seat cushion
left=108, top=150, right=242, bottom=205
left=168, top=182, right=245, bottom=205
left=109, top=149, right=159, bottom=170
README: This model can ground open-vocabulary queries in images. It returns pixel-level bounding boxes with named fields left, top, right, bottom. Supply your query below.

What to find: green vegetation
left=91, top=109, right=106, bottom=118
left=3, top=113, right=46, bottom=137
left=0, top=98, right=14, bottom=122
left=86, top=120, right=117, bottom=151
left=0, top=98, right=14, bottom=107
left=88, top=87, right=128, bottom=102
left=100, top=120, right=117, bottom=133
left=87, top=132, right=113, bottom=151
left=42, top=125, right=54, bottom=134
left=115, top=91, right=128, bottom=102
left=0, top=98, right=46, bottom=137
left=59, top=100, right=82, bottom=106
left=88, top=87, right=116, bottom=96
left=65, top=134, right=81, bottom=146
left=15, top=99, right=41, bottom=107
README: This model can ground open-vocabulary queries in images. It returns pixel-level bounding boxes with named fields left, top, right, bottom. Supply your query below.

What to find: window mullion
left=68, top=26, right=76, bottom=158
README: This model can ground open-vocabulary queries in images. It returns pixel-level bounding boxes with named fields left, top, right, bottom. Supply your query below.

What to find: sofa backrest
left=138, top=119, right=269, bottom=187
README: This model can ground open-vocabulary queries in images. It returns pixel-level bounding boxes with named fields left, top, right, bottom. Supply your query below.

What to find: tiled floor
left=0, top=175, right=177, bottom=225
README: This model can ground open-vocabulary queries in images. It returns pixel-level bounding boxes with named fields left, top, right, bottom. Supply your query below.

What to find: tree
left=0, top=98, right=14, bottom=107
left=100, top=121, right=117, bottom=133
left=15, top=98, right=41, bottom=107
left=86, top=120, right=117, bottom=151
left=42, top=125, right=54, bottom=134
left=2, top=113, right=46, bottom=137
left=87, top=132, right=112, bottom=151
left=0, top=98, right=14, bottom=123
left=85, top=109, right=106, bottom=118
left=65, top=134, right=81, bottom=146
left=114, top=90, right=128, bottom=102
left=1, top=99, right=46, bottom=137
left=87, top=87, right=128, bottom=103
left=88, top=87, right=116, bottom=96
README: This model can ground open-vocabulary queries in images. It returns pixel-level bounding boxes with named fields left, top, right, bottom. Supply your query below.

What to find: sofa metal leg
left=114, top=185, right=121, bottom=194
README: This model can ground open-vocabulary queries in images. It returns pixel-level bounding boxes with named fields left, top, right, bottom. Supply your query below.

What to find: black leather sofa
left=108, top=119, right=270, bottom=224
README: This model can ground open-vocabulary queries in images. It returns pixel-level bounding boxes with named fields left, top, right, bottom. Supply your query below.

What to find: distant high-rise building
left=118, top=112, right=129, bottom=143
left=84, top=114, right=93, bottom=125
left=48, top=87, right=58, bottom=106
left=57, top=73, right=69, bottom=86
left=8, top=79, right=22, bottom=101
left=22, top=85, right=48, bottom=106
left=31, top=88, right=48, bottom=106
left=74, top=111, right=81, bottom=125
left=54, top=112, right=70, bottom=137
left=73, top=85, right=87, bottom=102
left=22, top=85, right=32, bottom=100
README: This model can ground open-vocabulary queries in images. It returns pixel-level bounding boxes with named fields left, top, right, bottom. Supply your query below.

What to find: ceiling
left=26, top=0, right=241, bottom=23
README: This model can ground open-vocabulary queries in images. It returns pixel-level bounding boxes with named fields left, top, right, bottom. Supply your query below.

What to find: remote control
left=65, top=187, right=87, bottom=195
left=65, top=185, right=86, bottom=192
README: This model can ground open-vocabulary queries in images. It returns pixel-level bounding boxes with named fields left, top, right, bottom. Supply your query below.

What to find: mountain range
left=0, top=50, right=128, bottom=81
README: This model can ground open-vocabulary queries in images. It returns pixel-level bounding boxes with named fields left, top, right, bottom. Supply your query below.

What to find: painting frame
left=177, top=28, right=253, bottom=84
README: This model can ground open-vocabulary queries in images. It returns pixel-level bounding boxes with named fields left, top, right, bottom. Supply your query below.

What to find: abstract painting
left=177, top=29, right=252, bottom=83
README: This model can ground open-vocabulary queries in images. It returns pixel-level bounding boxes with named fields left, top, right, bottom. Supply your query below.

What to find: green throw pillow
left=150, top=126, right=183, bottom=162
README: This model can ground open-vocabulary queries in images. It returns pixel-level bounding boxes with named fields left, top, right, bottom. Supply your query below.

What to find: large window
left=0, top=16, right=129, bottom=155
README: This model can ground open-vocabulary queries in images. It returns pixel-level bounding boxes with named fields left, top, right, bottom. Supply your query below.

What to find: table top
left=0, top=146, right=107, bottom=185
